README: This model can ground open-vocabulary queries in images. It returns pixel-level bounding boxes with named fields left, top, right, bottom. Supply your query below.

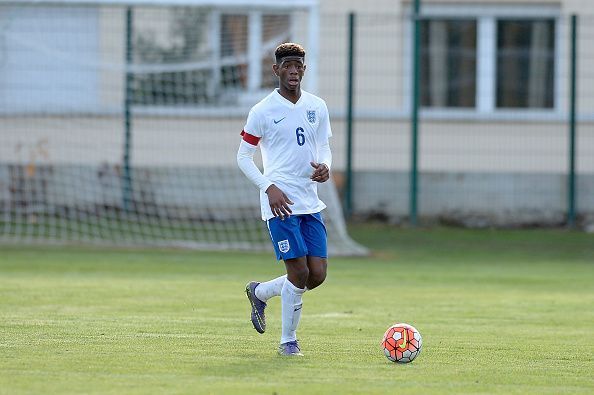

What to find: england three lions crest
left=278, top=239, right=290, bottom=253
left=307, top=110, right=316, bottom=124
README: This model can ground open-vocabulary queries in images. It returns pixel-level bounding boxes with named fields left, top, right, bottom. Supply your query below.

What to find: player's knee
left=295, top=265, right=310, bottom=284
left=307, top=267, right=327, bottom=290
left=286, top=263, right=309, bottom=288
left=308, top=276, right=325, bottom=290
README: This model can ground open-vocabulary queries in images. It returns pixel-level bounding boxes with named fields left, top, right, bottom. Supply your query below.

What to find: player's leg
left=279, top=256, right=307, bottom=356
left=254, top=274, right=287, bottom=302
left=246, top=217, right=291, bottom=334
left=246, top=274, right=287, bottom=334
left=245, top=280, right=268, bottom=334
left=278, top=213, right=327, bottom=356
left=301, top=213, right=328, bottom=290
left=254, top=215, right=308, bottom=355
left=265, top=215, right=309, bottom=355
left=306, top=256, right=327, bottom=290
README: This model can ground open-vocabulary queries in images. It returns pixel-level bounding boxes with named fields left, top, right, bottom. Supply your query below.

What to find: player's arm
left=237, top=132, right=273, bottom=191
left=236, top=132, right=294, bottom=218
left=310, top=103, right=333, bottom=183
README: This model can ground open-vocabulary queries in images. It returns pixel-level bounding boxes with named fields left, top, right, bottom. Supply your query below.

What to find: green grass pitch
left=1, top=224, right=594, bottom=394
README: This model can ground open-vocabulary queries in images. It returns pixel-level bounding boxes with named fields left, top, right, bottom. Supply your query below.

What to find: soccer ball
left=381, top=323, right=422, bottom=363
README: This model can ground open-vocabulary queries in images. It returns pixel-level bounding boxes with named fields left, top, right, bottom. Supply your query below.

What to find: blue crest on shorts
left=307, top=110, right=316, bottom=124
left=278, top=239, right=290, bottom=253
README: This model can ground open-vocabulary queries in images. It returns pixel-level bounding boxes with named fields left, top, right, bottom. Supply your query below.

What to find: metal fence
left=0, top=3, right=593, bottom=234
left=322, top=11, right=594, bottom=229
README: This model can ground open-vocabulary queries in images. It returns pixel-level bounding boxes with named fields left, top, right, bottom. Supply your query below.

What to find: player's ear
left=272, top=63, right=279, bottom=76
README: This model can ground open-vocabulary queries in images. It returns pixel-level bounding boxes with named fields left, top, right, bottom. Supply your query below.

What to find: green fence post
left=568, top=14, right=578, bottom=228
left=409, top=0, right=421, bottom=226
left=344, top=12, right=355, bottom=218
left=123, top=7, right=134, bottom=212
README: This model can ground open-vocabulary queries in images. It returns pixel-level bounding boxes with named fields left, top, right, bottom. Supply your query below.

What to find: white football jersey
left=243, top=89, right=332, bottom=220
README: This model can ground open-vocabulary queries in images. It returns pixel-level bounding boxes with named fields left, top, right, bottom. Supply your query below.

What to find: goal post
left=0, top=0, right=368, bottom=256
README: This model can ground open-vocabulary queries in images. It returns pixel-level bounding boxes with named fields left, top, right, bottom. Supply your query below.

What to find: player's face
left=274, top=59, right=306, bottom=92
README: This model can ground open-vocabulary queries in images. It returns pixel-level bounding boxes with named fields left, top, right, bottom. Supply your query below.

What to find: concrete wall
left=351, top=170, right=594, bottom=224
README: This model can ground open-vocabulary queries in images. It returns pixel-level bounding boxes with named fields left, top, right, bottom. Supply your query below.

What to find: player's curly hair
left=275, top=43, right=306, bottom=64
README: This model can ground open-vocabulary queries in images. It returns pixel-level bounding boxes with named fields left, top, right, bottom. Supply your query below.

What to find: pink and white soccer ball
left=381, top=323, right=422, bottom=363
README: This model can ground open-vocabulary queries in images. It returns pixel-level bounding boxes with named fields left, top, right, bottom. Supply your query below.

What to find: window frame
left=212, top=10, right=294, bottom=105
left=131, top=4, right=319, bottom=115
left=132, top=8, right=306, bottom=109
left=403, top=4, right=563, bottom=120
left=0, top=1, right=319, bottom=116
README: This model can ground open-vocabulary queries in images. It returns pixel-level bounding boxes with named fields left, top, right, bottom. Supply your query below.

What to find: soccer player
left=236, top=42, right=332, bottom=356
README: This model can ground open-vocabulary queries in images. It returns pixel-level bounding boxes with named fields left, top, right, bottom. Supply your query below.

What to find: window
left=0, top=6, right=99, bottom=113
left=421, top=19, right=477, bottom=108
left=132, top=8, right=292, bottom=107
left=220, top=14, right=249, bottom=91
left=261, top=14, right=291, bottom=89
left=496, top=19, right=555, bottom=108
left=415, top=7, right=559, bottom=113
left=133, top=7, right=211, bottom=106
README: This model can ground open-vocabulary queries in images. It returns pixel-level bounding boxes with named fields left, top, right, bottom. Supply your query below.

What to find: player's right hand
left=265, top=184, right=294, bottom=219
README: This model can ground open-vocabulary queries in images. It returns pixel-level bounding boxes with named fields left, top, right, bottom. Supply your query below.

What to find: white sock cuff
left=283, top=279, right=305, bottom=295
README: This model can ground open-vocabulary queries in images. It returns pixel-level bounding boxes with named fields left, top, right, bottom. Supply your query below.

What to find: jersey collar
left=274, top=89, right=305, bottom=108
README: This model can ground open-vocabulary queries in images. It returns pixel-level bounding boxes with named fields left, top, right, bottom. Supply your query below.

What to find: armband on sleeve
left=240, top=130, right=261, bottom=146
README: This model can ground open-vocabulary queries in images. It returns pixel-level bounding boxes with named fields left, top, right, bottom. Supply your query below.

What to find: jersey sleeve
left=316, top=101, right=332, bottom=169
left=242, top=109, right=264, bottom=140
left=319, top=101, right=332, bottom=140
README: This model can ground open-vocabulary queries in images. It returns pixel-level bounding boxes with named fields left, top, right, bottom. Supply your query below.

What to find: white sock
left=255, top=275, right=287, bottom=302
left=280, top=279, right=305, bottom=344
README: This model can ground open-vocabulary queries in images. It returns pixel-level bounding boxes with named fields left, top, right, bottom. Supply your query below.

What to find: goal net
left=0, top=1, right=367, bottom=256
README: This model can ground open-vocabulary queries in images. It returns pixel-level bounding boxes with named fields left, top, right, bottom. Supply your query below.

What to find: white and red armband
left=240, top=130, right=261, bottom=146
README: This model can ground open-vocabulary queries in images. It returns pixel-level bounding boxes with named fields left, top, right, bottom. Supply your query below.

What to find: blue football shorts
left=266, top=212, right=328, bottom=261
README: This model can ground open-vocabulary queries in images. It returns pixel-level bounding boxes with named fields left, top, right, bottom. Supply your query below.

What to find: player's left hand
left=310, top=162, right=330, bottom=183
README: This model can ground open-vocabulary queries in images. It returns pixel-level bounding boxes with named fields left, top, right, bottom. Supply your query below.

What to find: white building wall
left=1, top=1, right=593, bottom=180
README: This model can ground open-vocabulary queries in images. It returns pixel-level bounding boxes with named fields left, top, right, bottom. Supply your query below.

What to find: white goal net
left=0, top=1, right=367, bottom=256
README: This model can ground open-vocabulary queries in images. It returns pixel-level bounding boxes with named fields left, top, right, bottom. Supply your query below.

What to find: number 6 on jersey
left=296, top=127, right=305, bottom=146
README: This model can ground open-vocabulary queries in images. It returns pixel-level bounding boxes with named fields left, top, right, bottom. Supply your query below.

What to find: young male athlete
left=236, top=42, right=332, bottom=356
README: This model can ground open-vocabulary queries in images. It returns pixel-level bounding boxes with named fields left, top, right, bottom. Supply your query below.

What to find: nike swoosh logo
left=399, top=329, right=408, bottom=349
left=273, top=117, right=286, bottom=124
